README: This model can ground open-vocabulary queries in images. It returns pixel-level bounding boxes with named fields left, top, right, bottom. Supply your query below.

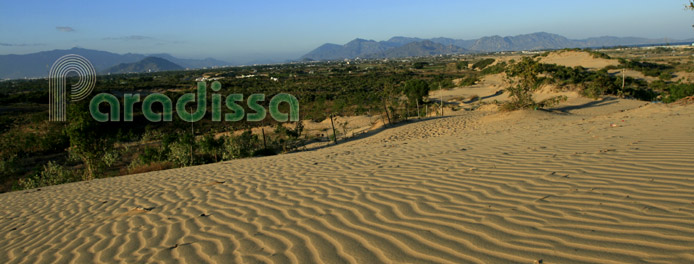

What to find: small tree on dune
left=65, top=101, right=114, bottom=180
left=403, top=79, right=430, bottom=105
left=503, top=57, right=541, bottom=110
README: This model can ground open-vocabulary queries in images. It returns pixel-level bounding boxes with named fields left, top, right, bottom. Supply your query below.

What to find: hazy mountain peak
left=105, top=56, right=183, bottom=74
left=300, top=32, right=691, bottom=61
left=0, top=48, right=229, bottom=79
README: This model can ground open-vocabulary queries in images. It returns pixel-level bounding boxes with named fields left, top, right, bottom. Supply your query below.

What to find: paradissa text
left=89, top=81, right=299, bottom=122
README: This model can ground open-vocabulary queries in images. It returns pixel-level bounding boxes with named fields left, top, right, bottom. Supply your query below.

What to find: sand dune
left=540, top=51, right=619, bottom=69
left=1, top=98, right=693, bottom=263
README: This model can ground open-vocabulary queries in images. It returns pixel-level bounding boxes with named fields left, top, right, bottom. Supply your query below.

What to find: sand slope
left=1, top=99, right=693, bottom=264
left=540, top=51, right=619, bottom=69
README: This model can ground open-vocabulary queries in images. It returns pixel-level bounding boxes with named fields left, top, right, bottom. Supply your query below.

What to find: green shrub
left=502, top=57, right=541, bottom=111
left=459, top=76, right=479, bottom=86
left=587, top=50, right=611, bottom=59
left=413, top=62, right=427, bottom=69
left=198, top=133, right=224, bottom=162
left=404, top=79, right=430, bottom=104
left=18, top=161, right=77, bottom=190
left=168, top=141, right=193, bottom=167
left=619, top=59, right=673, bottom=78
left=663, top=83, right=694, bottom=103
left=102, top=150, right=120, bottom=168
left=472, top=58, right=495, bottom=70
left=0, top=154, right=18, bottom=178
left=659, top=72, right=674, bottom=81
left=167, top=132, right=195, bottom=167
left=222, top=130, right=260, bottom=160
left=481, top=62, right=507, bottom=75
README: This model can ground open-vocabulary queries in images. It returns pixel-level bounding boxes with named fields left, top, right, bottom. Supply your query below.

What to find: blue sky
left=1, top=0, right=692, bottom=64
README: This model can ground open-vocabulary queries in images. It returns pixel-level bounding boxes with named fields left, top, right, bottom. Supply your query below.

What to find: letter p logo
left=49, top=54, right=96, bottom=121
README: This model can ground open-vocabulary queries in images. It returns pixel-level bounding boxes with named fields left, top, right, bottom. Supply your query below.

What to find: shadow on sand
left=550, top=97, right=618, bottom=113
left=300, top=115, right=453, bottom=152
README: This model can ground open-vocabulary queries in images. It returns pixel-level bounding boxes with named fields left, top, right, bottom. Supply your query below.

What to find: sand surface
left=540, top=51, right=619, bottom=69
left=1, top=96, right=693, bottom=263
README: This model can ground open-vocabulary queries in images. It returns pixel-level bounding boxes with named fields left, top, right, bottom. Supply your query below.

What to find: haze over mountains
left=0, top=47, right=229, bottom=79
left=1, top=32, right=691, bottom=80
left=300, top=32, right=690, bottom=60
left=105, top=57, right=184, bottom=74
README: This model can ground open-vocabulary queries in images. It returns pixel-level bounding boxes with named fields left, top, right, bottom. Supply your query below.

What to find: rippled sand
left=1, top=98, right=693, bottom=263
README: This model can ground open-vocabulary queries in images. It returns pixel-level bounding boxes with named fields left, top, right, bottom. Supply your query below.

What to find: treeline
left=0, top=58, right=474, bottom=192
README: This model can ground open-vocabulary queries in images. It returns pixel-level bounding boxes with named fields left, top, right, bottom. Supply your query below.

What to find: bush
left=0, top=154, right=18, bottom=178
left=403, top=79, right=430, bottom=104
left=587, top=50, right=611, bottom=59
left=472, top=58, right=495, bottom=70
left=480, top=61, right=507, bottom=75
left=198, top=133, right=224, bottom=162
left=222, top=130, right=260, bottom=160
left=619, top=59, right=673, bottom=78
left=102, top=150, right=120, bottom=168
left=413, top=62, right=427, bottom=69
left=582, top=82, right=607, bottom=99
left=168, top=140, right=193, bottom=167
left=18, top=161, right=77, bottom=190
left=65, top=101, right=114, bottom=180
left=459, top=76, right=479, bottom=86
left=663, top=83, right=694, bottom=103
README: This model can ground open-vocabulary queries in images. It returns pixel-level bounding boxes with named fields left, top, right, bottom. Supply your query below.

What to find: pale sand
left=540, top=51, right=619, bottom=69
left=1, top=96, right=693, bottom=263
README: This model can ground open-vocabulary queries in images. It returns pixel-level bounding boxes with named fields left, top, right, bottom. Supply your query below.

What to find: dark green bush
left=472, top=58, right=496, bottom=70
left=663, top=83, right=694, bottom=103
left=459, top=76, right=479, bottom=86
left=481, top=62, right=507, bottom=75
left=18, top=161, right=78, bottom=190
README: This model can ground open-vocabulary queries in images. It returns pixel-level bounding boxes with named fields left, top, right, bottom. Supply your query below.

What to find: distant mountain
left=105, top=57, right=183, bottom=74
left=145, top=53, right=229, bottom=69
left=301, top=38, right=399, bottom=60
left=300, top=32, right=693, bottom=61
left=365, top=40, right=468, bottom=58
left=467, top=32, right=576, bottom=52
left=0, top=47, right=229, bottom=79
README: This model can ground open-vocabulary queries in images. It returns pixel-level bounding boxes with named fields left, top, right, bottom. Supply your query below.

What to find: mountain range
left=1, top=32, right=691, bottom=79
left=300, top=32, right=691, bottom=61
left=0, top=47, right=229, bottom=79
left=105, top=57, right=184, bottom=74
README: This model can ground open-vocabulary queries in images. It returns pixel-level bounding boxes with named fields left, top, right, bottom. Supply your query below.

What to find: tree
left=403, top=79, right=430, bottom=104
left=503, top=57, right=541, bottom=110
left=65, top=101, right=114, bottom=180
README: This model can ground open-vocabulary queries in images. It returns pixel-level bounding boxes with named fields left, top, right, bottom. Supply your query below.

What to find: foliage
left=168, top=132, right=195, bottom=167
left=0, top=154, right=19, bottom=179
left=223, top=130, right=261, bottom=160
left=456, top=61, right=469, bottom=70
left=619, top=58, right=674, bottom=77
left=198, top=133, right=224, bottom=162
left=663, top=83, right=694, bottom=103
left=403, top=79, right=430, bottom=104
left=413, top=62, right=428, bottom=69
left=273, top=122, right=304, bottom=153
left=480, top=62, right=507, bottom=75
left=17, top=161, right=78, bottom=190
left=459, top=76, right=479, bottom=86
left=472, top=58, right=495, bottom=70
left=65, top=101, right=115, bottom=180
